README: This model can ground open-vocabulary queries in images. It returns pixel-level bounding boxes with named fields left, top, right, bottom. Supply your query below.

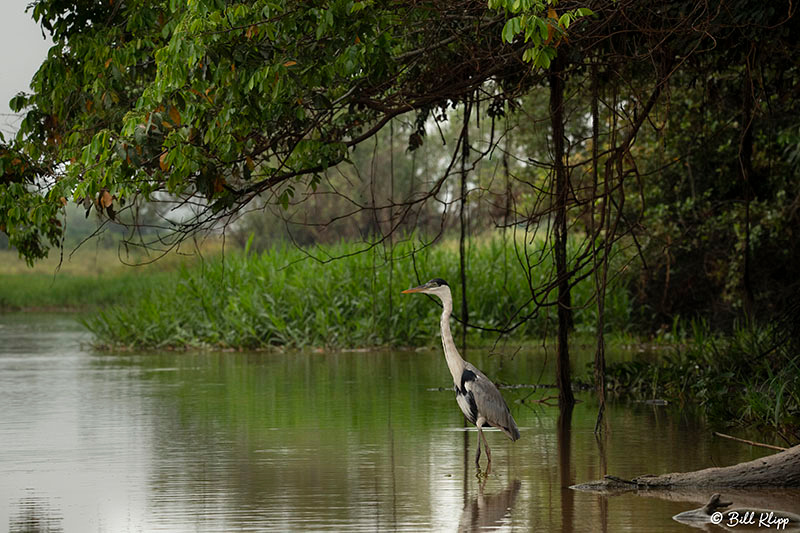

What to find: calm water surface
left=1, top=313, right=796, bottom=532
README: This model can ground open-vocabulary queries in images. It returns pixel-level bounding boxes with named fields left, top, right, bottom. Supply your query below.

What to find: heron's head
left=401, top=278, right=450, bottom=298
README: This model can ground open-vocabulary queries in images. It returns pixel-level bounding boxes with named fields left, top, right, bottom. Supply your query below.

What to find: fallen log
left=572, top=445, right=800, bottom=492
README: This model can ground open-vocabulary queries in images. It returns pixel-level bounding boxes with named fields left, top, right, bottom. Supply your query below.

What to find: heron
left=402, top=278, right=520, bottom=469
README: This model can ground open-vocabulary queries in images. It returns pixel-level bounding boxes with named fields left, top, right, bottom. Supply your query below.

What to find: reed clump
left=603, top=319, right=800, bottom=441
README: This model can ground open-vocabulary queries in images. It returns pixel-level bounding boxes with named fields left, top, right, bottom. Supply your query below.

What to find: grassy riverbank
left=0, top=271, right=171, bottom=311
left=81, top=238, right=633, bottom=350
left=0, top=244, right=218, bottom=311
left=602, top=320, right=800, bottom=442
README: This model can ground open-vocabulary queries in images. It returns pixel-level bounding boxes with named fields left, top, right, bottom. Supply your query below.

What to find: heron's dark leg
left=474, top=425, right=482, bottom=467
left=480, top=427, right=492, bottom=466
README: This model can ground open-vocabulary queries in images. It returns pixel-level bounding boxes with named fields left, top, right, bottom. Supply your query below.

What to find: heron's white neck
left=438, top=288, right=466, bottom=385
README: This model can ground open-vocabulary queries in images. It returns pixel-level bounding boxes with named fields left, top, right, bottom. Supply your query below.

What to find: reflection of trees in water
left=558, top=403, right=575, bottom=533
left=9, top=493, right=63, bottom=533
left=458, top=479, right=522, bottom=532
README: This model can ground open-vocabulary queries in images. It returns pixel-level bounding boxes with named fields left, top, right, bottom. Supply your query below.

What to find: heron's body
left=402, top=278, right=520, bottom=468
left=455, top=363, right=520, bottom=442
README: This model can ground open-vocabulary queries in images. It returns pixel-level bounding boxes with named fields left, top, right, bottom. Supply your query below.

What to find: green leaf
left=502, top=18, right=517, bottom=43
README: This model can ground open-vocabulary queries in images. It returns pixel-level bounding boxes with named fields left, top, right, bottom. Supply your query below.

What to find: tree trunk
left=571, top=445, right=800, bottom=491
left=740, top=46, right=756, bottom=320
left=590, top=61, right=606, bottom=432
left=459, top=96, right=471, bottom=350
left=549, top=55, right=575, bottom=407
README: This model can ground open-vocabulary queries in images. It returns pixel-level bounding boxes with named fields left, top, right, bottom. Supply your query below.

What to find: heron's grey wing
left=466, top=365, right=520, bottom=441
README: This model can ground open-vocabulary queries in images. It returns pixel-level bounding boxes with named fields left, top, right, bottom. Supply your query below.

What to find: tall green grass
left=84, top=237, right=633, bottom=349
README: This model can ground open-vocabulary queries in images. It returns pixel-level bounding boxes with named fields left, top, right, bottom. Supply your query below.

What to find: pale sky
left=0, top=1, right=52, bottom=137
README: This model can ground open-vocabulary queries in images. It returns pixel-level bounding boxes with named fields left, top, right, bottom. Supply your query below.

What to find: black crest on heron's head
left=428, top=278, right=449, bottom=287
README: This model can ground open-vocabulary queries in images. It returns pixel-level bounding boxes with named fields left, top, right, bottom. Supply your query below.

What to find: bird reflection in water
left=457, top=478, right=522, bottom=532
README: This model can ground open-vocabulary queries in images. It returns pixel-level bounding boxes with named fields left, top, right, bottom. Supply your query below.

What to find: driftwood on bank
left=571, top=445, right=800, bottom=492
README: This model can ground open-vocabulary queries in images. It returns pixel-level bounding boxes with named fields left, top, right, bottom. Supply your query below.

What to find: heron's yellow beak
left=402, top=285, right=425, bottom=294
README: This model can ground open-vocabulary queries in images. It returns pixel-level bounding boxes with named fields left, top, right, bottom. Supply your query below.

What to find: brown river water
left=1, top=313, right=797, bottom=532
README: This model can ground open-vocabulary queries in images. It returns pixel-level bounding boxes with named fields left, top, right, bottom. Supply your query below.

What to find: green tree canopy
left=3, top=0, right=593, bottom=263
